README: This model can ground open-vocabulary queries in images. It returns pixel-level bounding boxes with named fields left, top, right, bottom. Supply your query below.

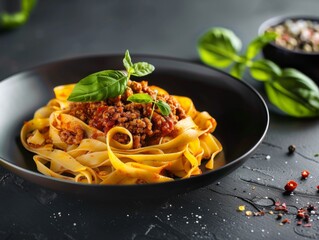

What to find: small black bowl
left=259, top=16, right=319, bottom=84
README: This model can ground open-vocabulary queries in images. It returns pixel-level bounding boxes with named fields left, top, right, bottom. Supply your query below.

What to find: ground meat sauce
left=66, top=80, right=187, bottom=148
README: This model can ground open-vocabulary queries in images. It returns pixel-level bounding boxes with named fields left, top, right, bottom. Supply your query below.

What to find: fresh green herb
left=197, top=27, right=243, bottom=68
left=156, top=100, right=171, bottom=116
left=68, top=50, right=155, bottom=102
left=67, top=70, right=127, bottom=102
left=126, top=93, right=153, bottom=103
left=123, top=50, right=155, bottom=77
left=0, top=0, right=37, bottom=30
left=197, top=27, right=319, bottom=117
left=127, top=93, right=171, bottom=118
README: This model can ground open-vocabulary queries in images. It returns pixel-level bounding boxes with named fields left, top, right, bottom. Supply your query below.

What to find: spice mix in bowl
left=259, top=16, right=319, bottom=84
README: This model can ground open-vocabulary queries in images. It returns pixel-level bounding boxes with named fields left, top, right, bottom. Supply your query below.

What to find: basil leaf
left=156, top=100, right=171, bottom=116
left=230, top=62, right=247, bottom=79
left=265, top=69, right=319, bottom=117
left=245, top=32, right=277, bottom=60
left=123, top=50, right=154, bottom=77
left=250, top=59, right=282, bottom=82
left=197, top=27, right=242, bottom=68
left=280, top=68, right=319, bottom=93
left=127, top=93, right=153, bottom=103
left=0, top=0, right=37, bottom=30
left=132, top=62, right=155, bottom=77
left=68, top=70, right=127, bottom=102
left=123, top=50, right=133, bottom=73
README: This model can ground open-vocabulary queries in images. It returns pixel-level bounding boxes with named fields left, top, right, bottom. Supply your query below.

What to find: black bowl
left=0, top=55, right=269, bottom=200
left=259, top=16, right=319, bottom=84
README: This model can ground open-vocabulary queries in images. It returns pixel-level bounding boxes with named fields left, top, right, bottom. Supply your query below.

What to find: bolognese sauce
left=66, top=80, right=186, bottom=148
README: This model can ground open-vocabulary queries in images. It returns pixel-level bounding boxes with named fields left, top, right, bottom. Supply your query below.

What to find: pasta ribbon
left=20, top=83, right=222, bottom=184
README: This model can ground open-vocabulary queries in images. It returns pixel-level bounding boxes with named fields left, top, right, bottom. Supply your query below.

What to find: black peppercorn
left=307, top=204, right=315, bottom=212
left=288, top=145, right=296, bottom=154
left=277, top=213, right=283, bottom=220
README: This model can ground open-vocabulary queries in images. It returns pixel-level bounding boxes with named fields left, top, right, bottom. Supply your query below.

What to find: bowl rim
left=258, top=15, right=319, bottom=56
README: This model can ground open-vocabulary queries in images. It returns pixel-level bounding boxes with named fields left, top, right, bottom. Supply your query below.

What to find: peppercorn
left=297, top=211, right=305, bottom=219
left=245, top=211, right=253, bottom=216
left=307, top=204, right=315, bottom=212
left=284, top=180, right=298, bottom=192
left=304, top=214, right=310, bottom=223
left=288, top=144, right=296, bottom=154
left=277, top=213, right=283, bottom=220
left=301, top=170, right=310, bottom=179
left=254, top=211, right=265, bottom=216
left=281, top=218, right=291, bottom=224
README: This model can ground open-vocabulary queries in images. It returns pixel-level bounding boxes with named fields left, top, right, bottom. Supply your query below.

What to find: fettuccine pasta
left=21, top=81, right=222, bottom=184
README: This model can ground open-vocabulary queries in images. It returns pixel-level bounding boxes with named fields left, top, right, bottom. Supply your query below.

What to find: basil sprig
left=68, top=50, right=155, bottom=102
left=197, top=27, right=319, bottom=117
left=127, top=93, right=171, bottom=117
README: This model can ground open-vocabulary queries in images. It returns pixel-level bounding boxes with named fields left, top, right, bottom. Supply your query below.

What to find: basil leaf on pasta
left=156, top=100, right=171, bottom=116
left=68, top=70, right=127, bottom=102
left=127, top=93, right=153, bottom=103
left=68, top=50, right=155, bottom=102
left=132, top=62, right=155, bottom=77
left=123, top=50, right=133, bottom=72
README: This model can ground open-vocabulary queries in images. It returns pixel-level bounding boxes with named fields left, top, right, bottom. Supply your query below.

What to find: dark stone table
left=1, top=1, right=319, bottom=239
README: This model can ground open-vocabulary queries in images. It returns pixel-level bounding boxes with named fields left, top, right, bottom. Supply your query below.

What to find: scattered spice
left=237, top=205, right=245, bottom=212
left=275, top=202, right=288, bottom=212
left=297, top=209, right=305, bottom=219
left=245, top=211, right=253, bottom=216
left=276, top=213, right=283, bottom=220
left=307, top=204, right=316, bottom=212
left=304, top=214, right=310, bottom=223
left=240, top=198, right=319, bottom=229
left=303, top=223, right=312, bottom=228
left=253, top=211, right=265, bottom=216
left=288, top=144, right=296, bottom=154
left=301, top=170, right=310, bottom=179
left=284, top=180, right=298, bottom=192
left=281, top=218, right=291, bottom=224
